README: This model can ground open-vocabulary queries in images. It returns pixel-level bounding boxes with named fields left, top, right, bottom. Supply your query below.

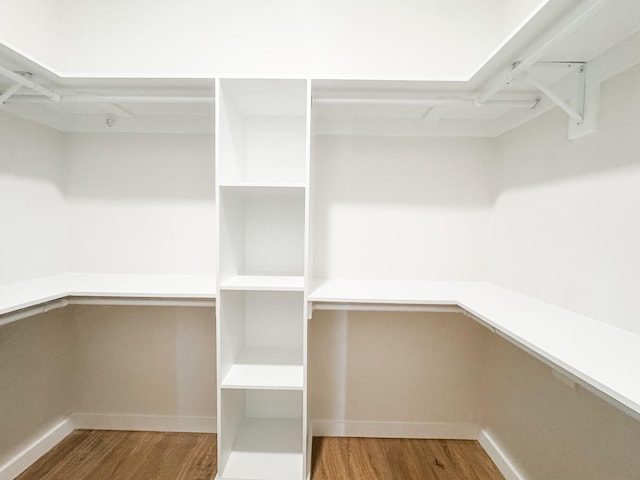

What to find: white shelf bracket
left=0, top=83, right=22, bottom=104
left=569, top=63, right=600, bottom=139
left=525, top=70, right=584, bottom=124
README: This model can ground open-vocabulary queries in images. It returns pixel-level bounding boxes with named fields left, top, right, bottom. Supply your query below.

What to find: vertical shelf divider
left=215, top=78, right=311, bottom=480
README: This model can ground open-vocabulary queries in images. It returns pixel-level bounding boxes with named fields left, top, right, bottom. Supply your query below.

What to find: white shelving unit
left=215, top=78, right=311, bottom=480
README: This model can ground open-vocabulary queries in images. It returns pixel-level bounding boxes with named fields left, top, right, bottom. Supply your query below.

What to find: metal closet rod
left=0, top=64, right=60, bottom=101
left=0, top=296, right=216, bottom=327
left=6, top=94, right=216, bottom=104
left=311, top=97, right=538, bottom=109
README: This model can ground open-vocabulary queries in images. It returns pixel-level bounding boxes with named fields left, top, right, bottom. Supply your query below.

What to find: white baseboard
left=0, top=418, right=74, bottom=480
left=71, top=413, right=216, bottom=433
left=478, top=429, right=526, bottom=480
left=312, top=420, right=479, bottom=440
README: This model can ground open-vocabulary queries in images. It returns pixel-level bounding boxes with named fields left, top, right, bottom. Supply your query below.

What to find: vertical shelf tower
left=215, top=78, right=311, bottom=480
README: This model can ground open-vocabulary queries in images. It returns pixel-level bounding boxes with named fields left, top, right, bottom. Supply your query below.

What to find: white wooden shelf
left=219, top=183, right=306, bottom=195
left=220, top=275, right=305, bottom=291
left=309, top=278, right=640, bottom=421
left=0, top=273, right=216, bottom=322
left=221, top=347, right=303, bottom=390
left=218, top=418, right=303, bottom=480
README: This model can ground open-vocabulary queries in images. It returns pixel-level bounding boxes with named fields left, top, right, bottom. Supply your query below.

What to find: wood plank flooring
left=16, top=430, right=216, bottom=480
left=311, top=437, right=505, bottom=480
left=16, top=431, right=504, bottom=480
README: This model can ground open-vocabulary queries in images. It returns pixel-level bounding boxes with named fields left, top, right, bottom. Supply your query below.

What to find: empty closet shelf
left=219, top=418, right=303, bottom=480
left=221, top=348, right=303, bottom=390
left=219, top=275, right=304, bottom=291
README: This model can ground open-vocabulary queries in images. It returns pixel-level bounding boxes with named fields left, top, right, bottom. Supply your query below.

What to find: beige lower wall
left=482, top=335, right=640, bottom=480
left=0, top=310, right=75, bottom=467
left=4, top=305, right=640, bottom=480
left=0, top=305, right=216, bottom=469
left=70, top=305, right=216, bottom=417
left=308, top=310, right=489, bottom=427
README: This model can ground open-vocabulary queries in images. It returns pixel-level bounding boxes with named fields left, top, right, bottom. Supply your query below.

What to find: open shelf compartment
left=219, top=389, right=304, bottom=480
left=219, top=187, right=305, bottom=281
left=218, top=78, right=308, bottom=185
left=219, top=290, right=304, bottom=390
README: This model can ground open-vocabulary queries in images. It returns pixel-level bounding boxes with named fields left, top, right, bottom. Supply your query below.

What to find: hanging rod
left=0, top=296, right=216, bottom=327
left=0, top=298, right=70, bottom=327
left=312, top=97, right=538, bottom=109
left=311, top=302, right=462, bottom=317
left=0, top=83, right=22, bottom=104
left=7, top=94, right=215, bottom=104
left=0, top=65, right=61, bottom=100
left=476, top=0, right=611, bottom=104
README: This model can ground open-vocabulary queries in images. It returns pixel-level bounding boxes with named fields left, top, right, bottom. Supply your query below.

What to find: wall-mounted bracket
left=0, top=83, right=22, bottom=104
left=524, top=63, right=589, bottom=140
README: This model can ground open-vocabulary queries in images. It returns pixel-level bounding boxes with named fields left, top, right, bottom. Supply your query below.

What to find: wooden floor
left=17, top=430, right=504, bottom=480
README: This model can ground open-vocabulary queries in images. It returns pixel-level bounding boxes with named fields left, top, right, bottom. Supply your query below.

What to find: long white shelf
left=309, top=278, right=640, bottom=421
left=4, top=273, right=638, bottom=422
left=219, top=183, right=306, bottom=195
left=218, top=418, right=303, bottom=480
left=221, top=347, right=304, bottom=390
left=0, top=273, right=216, bottom=318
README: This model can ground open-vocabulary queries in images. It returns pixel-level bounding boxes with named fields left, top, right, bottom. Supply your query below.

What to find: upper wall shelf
left=0, top=1, right=638, bottom=136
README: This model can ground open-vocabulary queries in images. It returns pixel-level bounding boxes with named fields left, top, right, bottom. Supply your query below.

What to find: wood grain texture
left=15, top=430, right=216, bottom=480
left=311, top=437, right=505, bottom=480
left=16, top=431, right=503, bottom=480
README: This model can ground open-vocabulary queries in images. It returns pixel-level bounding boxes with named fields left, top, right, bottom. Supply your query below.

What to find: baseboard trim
left=71, top=413, right=216, bottom=433
left=0, top=418, right=74, bottom=480
left=312, top=420, right=479, bottom=440
left=478, top=429, right=526, bottom=480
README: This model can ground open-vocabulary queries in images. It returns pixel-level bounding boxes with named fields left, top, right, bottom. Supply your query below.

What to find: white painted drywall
left=0, top=110, right=67, bottom=285
left=490, top=63, right=640, bottom=334
left=2, top=0, right=519, bottom=80
left=481, top=335, right=640, bottom=480
left=312, top=135, right=493, bottom=281
left=65, top=133, right=216, bottom=275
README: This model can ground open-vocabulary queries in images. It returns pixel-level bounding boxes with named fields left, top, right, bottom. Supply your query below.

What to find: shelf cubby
left=219, top=290, right=304, bottom=390
left=218, top=78, right=308, bottom=185
left=219, top=389, right=303, bottom=480
left=219, top=187, right=305, bottom=281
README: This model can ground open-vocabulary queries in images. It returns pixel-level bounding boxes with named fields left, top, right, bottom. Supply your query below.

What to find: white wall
left=490, top=63, right=640, bottom=334
left=0, top=110, right=67, bottom=285
left=0, top=0, right=518, bottom=80
left=66, top=133, right=216, bottom=275
left=312, top=135, right=493, bottom=281
left=482, top=335, right=640, bottom=480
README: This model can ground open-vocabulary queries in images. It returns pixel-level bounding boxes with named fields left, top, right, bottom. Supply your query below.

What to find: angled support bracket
left=0, top=83, right=22, bottom=104
left=525, top=63, right=594, bottom=140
